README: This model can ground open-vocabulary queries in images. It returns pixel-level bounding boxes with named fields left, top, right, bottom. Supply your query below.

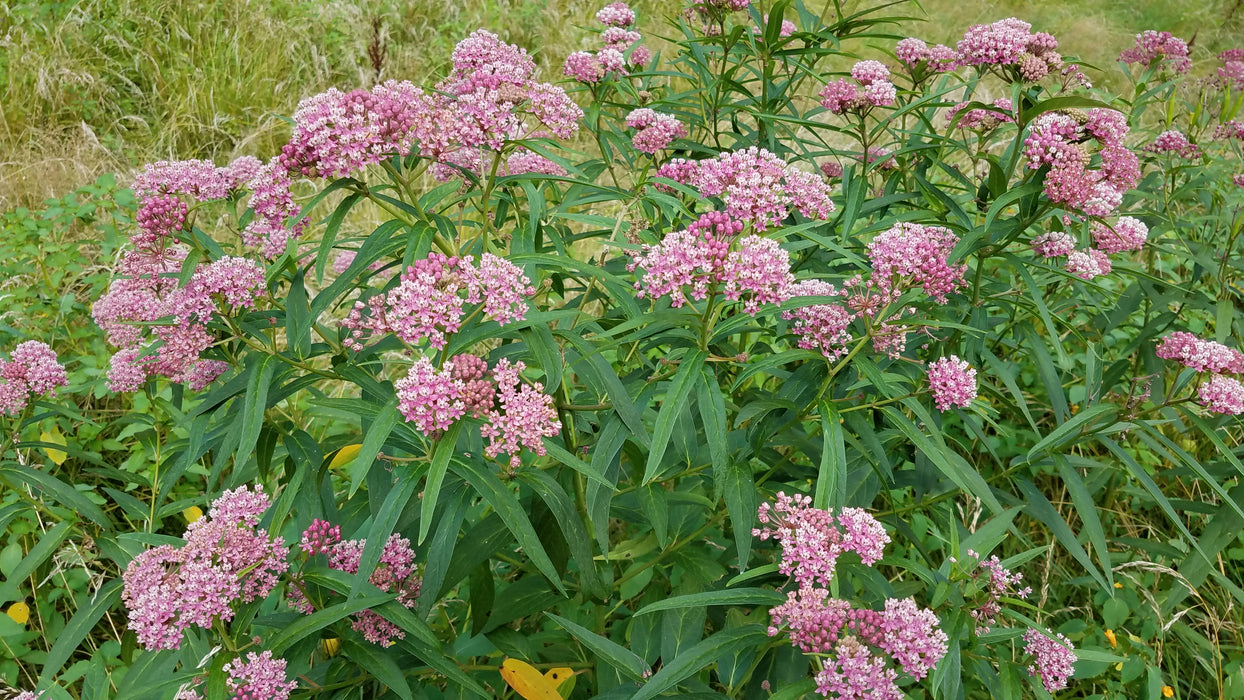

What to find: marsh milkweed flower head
left=1022, top=628, right=1077, bottom=693
left=1065, top=248, right=1112, bottom=280
left=946, top=98, right=1014, bottom=130
left=479, top=358, right=562, bottom=468
left=1197, top=375, right=1244, bottom=415
left=1155, top=332, right=1244, bottom=374
left=1031, top=231, right=1076, bottom=258
left=783, top=280, right=855, bottom=360
left=223, top=650, right=297, bottom=700
left=954, top=18, right=1066, bottom=81
left=1023, top=109, right=1138, bottom=218
left=753, top=492, right=889, bottom=589
left=1091, top=217, right=1149, bottom=254
left=1119, top=30, right=1192, bottom=73
left=867, top=222, right=967, bottom=302
left=722, top=235, right=795, bottom=314
left=820, top=60, right=897, bottom=114
left=1145, top=130, right=1200, bottom=159
left=894, top=37, right=958, bottom=73
left=0, top=341, right=69, bottom=416
left=121, top=486, right=289, bottom=650
left=625, top=108, right=687, bottom=154
left=656, top=148, right=834, bottom=230
left=926, top=356, right=977, bottom=411
left=626, top=212, right=740, bottom=306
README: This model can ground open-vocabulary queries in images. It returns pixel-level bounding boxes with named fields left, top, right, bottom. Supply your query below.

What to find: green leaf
left=267, top=592, right=393, bottom=655
left=644, top=349, right=708, bottom=484
left=1016, top=479, right=1109, bottom=590
left=546, top=612, right=648, bottom=680
left=348, top=464, right=421, bottom=601
left=518, top=469, right=604, bottom=599
left=40, top=580, right=123, bottom=686
left=340, top=639, right=414, bottom=700
left=0, top=465, right=110, bottom=529
left=635, top=589, right=786, bottom=616
left=0, top=521, right=72, bottom=603
left=1025, top=405, right=1117, bottom=463
left=285, top=270, right=312, bottom=359
left=451, top=458, right=568, bottom=596
left=315, top=191, right=363, bottom=284
left=816, top=402, right=846, bottom=511
left=346, top=397, right=399, bottom=497
left=883, top=404, right=1002, bottom=512
left=236, top=354, right=278, bottom=471
left=629, top=625, right=769, bottom=700
left=419, top=422, right=463, bottom=544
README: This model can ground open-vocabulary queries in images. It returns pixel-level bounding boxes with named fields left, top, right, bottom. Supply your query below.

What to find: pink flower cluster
left=1156, top=332, right=1244, bottom=415
left=1023, top=628, right=1077, bottom=693
left=223, top=650, right=297, bottom=700
left=753, top=492, right=890, bottom=589
left=1119, top=30, right=1191, bottom=73
left=94, top=249, right=265, bottom=393
left=1220, top=50, right=1244, bottom=88
left=926, top=356, right=977, bottom=411
left=655, top=147, right=834, bottom=229
left=342, top=252, right=535, bottom=351
left=783, top=280, right=854, bottom=360
left=1023, top=109, right=1139, bottom=218
left=1065, top=249, right=1112, bottom=280
left=121, top=486, right=289, bottom=650
left=563, top=2, right=650, bottom=82
left=867, top=222, right=967, bottom=303
left=1215, top=120, right=1244, bottom=141
left=955, top=18, right=1065, bottom=81
left=304, top=530, right=422, bottom=646
left=1091, top=216, right=1149, bottom=254
left=395, top=355, right=560, bottom=467
left=1031, top=231, right=1075, bottom=258
left=756, top=494, right=948, bottom=699
left=1145, top=130, right=1201, bottom=159
left=625, top=108, right=687, bottom=154
left=894, top=38, right=957, bottom=73
left=0, top=341, right=68, bottom=416
left=1032, top=216, right=1147, bottom=280
left=131, top=156, right=258, bottom=249
left=819, top=61, right=897, bottom=114
left=627, top=211, right=796, bottom=314
left=946, top=98, right=1014, bottom=130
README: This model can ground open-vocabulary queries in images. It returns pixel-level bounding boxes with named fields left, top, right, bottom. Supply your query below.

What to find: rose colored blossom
left=784, top=280, right=855, bottom=360
left=221, top=156, right=262, bottom=189
left=133, top=193, right=188, bottom=247
left=0, top=341, right=69, bottom=416
left=596, top=2, right=635, bottom=27
left=1235, top=174, right=1244, bottom=188
left=1216, top=120, right=1244, bottom=140
left=300, top=519, right=342, bottom=556
left=956, top=18, right=1033, bottom=67
left=968, top=553, right=1031, bottom=634
left=753, top=15, right=797, bottom=38
left=479, top=359, right=561, bottom=468
left=1065, top=249, right=1111, bottom=280
left=895, top=38, right=930, bottom=65
left=396, top=358, right=467, bottom=434
left=658, top=148, right=834, bottom=229
left=1023, top=628, right=1076, bottom=693
left=820, top=161, right=843, bottom=179
left=866, top=148, right=899, bottom=170
left=816, top=639, right=902, bottom=700
left=133, top=159, right=232, bottom=201
left=1145, top=130, right=1200, bottom=158
left=753, top=492, right=889, bottom=589
left=189, top=257, right=266, bottom=310
left=1120, top=30, right=1192, bottom=73
left=626, top=108, right=687, bottom=154
left=242, top=158, right=304, bottom=258
left=1031, top=231, right=1075, bottom=258
left=320, top=533, right=422, bottom=645
left=722, top=235, right=794, bottom=314
left=820, top=61, right=896, bottom=114
left=927, top=355, right=977, bottom=411
left=121, top=486, right=289, bottom=651
left=627, top=211, right=739, bottom=306
left=1024, top=110, right=1137, bottom=217
left=224, top=650, right=297, bottom=700
left=564, top=51, right=606, bottom=83
left=505, top=150, right=567, bottom=177
left=1156, top=332, right=1244, bottom=374
left=868, top=222, right=966, bottom=302
left=877, top=597, right=949, bottom=680
left=1198, top=375, right=1244, bottom=415
left=1091, top=216, right=1148, bottom=253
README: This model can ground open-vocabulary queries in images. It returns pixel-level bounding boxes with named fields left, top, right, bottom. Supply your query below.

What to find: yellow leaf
left=183, top=506, right=203, bottom=523
left=329, top=444, right=362, bottom=470
left=7, top=602, right=29, bottom=625
left=40, top=428, right=66, bottom=466
left=321, top=637, right=341, bottom=658
left=544, top=667, right=576, bottom=695
left=500, top=658, right=566, bottom=700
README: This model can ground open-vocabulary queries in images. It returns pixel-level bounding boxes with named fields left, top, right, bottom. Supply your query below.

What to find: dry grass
left=0, top=0, right=1240, bottom=209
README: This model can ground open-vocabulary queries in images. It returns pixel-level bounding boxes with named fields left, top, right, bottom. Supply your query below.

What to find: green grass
left=1, top=0, right=1241, bottom=209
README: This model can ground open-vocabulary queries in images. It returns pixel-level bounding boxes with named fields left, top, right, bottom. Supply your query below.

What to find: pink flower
left=0, top=341, right=69, bottom=416
left=479, top=359, right=561, bottom=468
left=1145, top=130, right=1200, bottom=158
left=820, top=161, right=843, bottom=179
left=783, top=280, right=855, bottom=360
left=867, top=222, right=966, bottom=302
left=820, top=61, right=897, bottom=114
left=1031, top=231, right=1075, bottom=258
left=946, top=98, right=1014, bottom=129
left=1198, top=375, right=1244, bottom=415
left=968, top=553, right=1031, bottom=634
left=323, top=533, right=421, bottom=644
left=816, top=640, right=902, bottom=700
left=956, top=17, right=1033, bottom=67
left=1156, top=332, right=1244, bottom=374
left=659, top=148, right=834, bottom=229
left=1216, top=120, right=1244, bottom=140
left=626, top=108, right=687, bottom=154
left=722, top=235, right=794, bottom=314
left=596, top=1, right=635, bottom=27
left=396, top=358, right=467, bottom=434
left=753, top=492, right=889, bottom=588
left=927, top=355, right=977, bottom=411
left=1091, top=216, right=1148, bottom=253
left=224, top=650, right=297, bottom=700
left=627, top=212, right=738, bottom=306
left=877, top=597, right=949, bottom=680
left=1065, top=249, right=1111, bottom=280
left=1120, top=30, right=1192, bottom=73
left=133, top=159, right=232, bottom=201
left=1023, top=627, right=1076, bottom=693
left=300, top=519, right=342, bottom=555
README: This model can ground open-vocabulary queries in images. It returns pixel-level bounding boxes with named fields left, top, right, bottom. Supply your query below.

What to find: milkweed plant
left=3, top=1, right=1244, bottom=698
